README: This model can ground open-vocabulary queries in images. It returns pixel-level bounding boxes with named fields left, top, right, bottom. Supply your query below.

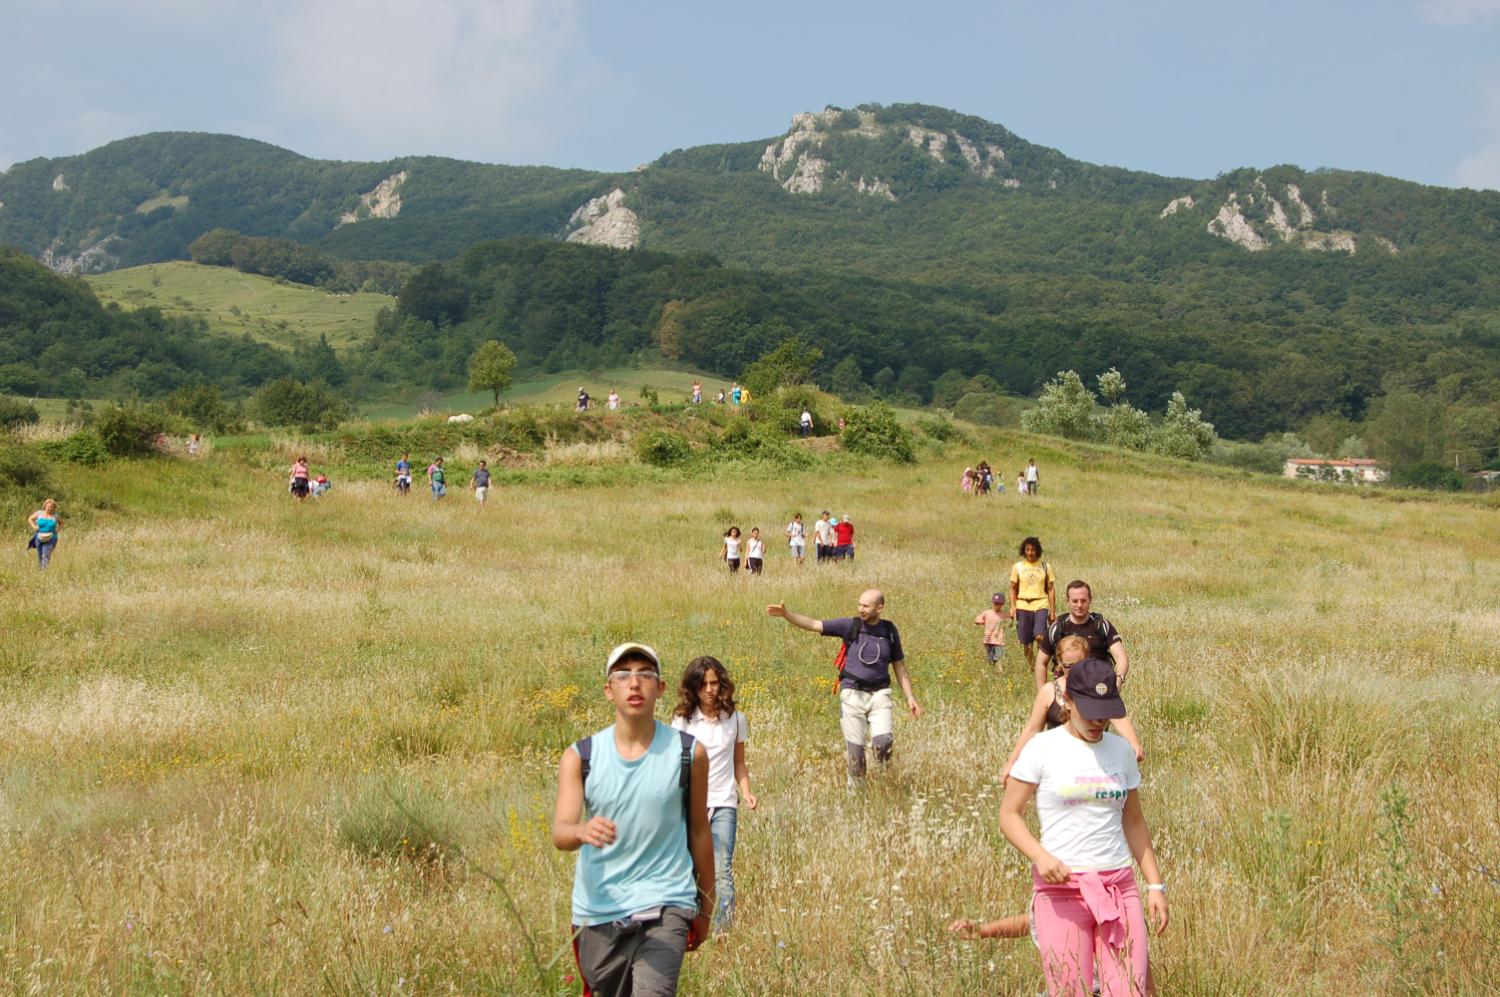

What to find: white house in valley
left=1283, top=457, right=1389, bottom=483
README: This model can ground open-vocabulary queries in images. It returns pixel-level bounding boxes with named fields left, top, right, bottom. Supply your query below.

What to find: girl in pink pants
left=999, top=657, right=1168, bottom=996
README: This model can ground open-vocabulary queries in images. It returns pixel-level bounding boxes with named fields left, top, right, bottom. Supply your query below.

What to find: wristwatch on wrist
left=1145, top=883, right=1167, bottom=894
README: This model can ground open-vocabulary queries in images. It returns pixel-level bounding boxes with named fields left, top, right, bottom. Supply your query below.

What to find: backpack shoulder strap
left=678, top=730, right=695, bottom=821
left=843, top=617, right=863, bottom=647
left=574, top=736, right=593, bottom=783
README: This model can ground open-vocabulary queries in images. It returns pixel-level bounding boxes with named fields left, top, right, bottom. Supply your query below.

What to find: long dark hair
left=675, top=655, right=737, bottom=720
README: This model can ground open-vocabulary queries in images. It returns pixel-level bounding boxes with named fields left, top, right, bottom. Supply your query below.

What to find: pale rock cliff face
left=1371, top=236, right=1399, bottom=255
left=759, top=109, right=1021, bottom=196
left=41, top=235, right=119, bottom=274
left=1192, top=177, right=1384, bottom=255
left=52, top=174, right=69, bottom=192
left=339, top=170, right=408, bottom=226
left=1160, top=195, right=1196, bottom=218
left=1208, top=194, right=1271, bottom=251
left=565, top=188, right=640, bottom=249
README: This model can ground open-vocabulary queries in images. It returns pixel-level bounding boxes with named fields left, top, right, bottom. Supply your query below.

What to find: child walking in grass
left=671, top=656, right=757, bottom=933
left=973, top=592, right=1008, bottom=672
left=552, top=643, right=715, bottom=996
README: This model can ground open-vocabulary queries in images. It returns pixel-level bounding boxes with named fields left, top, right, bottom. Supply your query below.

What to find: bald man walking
left=767, top=589, right=921, bottom=781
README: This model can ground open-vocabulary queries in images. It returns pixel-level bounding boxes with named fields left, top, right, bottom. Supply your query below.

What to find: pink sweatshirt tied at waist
left=1032, top=866, right=1136, bottom=948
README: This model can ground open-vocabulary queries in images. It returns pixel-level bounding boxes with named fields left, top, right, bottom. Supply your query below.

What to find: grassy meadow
left=86, top=262, right=393, bottom=351
left=360, top=368, right=728, bottom=421
left=2, top=427, right=1498, bottom=994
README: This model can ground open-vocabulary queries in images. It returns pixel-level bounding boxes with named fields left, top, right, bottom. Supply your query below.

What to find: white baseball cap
left=605, top=642, right=661, bottom=675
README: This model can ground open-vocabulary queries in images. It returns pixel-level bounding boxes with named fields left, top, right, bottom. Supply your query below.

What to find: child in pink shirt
left=974, top=592, right=1008, bottom=671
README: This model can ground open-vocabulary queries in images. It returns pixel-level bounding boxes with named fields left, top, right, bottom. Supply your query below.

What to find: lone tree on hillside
left=468, top=340, right=517, bottom=408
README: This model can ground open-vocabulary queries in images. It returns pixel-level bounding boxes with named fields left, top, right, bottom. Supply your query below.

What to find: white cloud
left=1453, top=142, right=1500, bottom=189
left=1417, top=0, right=1500, bottom=25
left=265, top=0, right=598, bottom=161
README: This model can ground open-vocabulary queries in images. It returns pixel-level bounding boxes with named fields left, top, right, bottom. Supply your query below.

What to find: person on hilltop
left=1001, top=636, right=1143, bottom=784
left=832, top=515, right=855, bottom=561
left=745, top=527, right=765, bottom=575
left=961, top=466, right=974, bottom=495
left=553, top=643, right=715, bottom=997
left=577, top=387, right=591, bottom=412
left=1026, top=457, right=1040, bottom=496
left=470, top=459, right=491, bottom=509
left=1016, top=469, right=1027, bottom=497
left=1034, top=579, right=1130, bottom=689
left=977, top=461, right=994, bottom=496
left=691, top=381, right=703, bottom=405
left=608, top=388, right=621, bottom=412
left=394, top=452, right=413, bottom=496
left=427, top=457, right=447, bottom=500
left=1009, top=536, right=1056, bottom=680
left=730, top=384, right=742, bottom=407
left=27, top=498, right=61, bottom=571
left=766, top=590, right=921, bottom=783
left=813, top=510, right=834, bottom=564
left=973, top=592, right=1008, bottom=673
left=786, top=512, right=807, bottom=566
left=289, top=455, right=311, bottom=500
left=998, top=657, right=1167, bottom=996
left=722, top=526, right=742, bottom=574
left=310, top=473, right=331, bottom=498
left=716, top=388, right=726, bottom=405
left=800, top=408, right=813, bottom=438
left=670, top=656, right=757, bottom=933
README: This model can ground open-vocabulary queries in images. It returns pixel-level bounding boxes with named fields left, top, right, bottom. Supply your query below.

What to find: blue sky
left=2, top=0, right=1499, bottom=189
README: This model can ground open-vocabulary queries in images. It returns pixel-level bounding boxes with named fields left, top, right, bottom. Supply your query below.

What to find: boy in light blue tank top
left=553, top=642, right=714, bottom=997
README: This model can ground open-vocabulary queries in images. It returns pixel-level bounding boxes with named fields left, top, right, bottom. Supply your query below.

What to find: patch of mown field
left=86, top=261, right=392, bottom=350
left=1, top=425, right=1496, bottom=994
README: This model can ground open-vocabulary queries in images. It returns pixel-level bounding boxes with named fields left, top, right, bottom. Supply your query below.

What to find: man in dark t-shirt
left=1033, top=579, right=1130, bottom=686
left=766, top=589, right=921, bottom=780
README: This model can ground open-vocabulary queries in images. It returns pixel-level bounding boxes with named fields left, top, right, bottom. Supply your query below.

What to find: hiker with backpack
left=552, top=643, right=715, bottom=996
left=1033, top=579, right=1130, bottom=690
left=1009, top=536, right=1057, bottom=684
left=765, top=590, right=921, bottom=782
left=670, top=656, right=757, bottom=933
left=999, top=657, right=1167, bottom=996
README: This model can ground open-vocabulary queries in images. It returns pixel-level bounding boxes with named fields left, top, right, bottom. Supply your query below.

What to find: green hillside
left=87, top=262, right=393, bottom=350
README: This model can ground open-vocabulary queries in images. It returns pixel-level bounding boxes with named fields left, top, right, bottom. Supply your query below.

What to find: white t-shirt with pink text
left=1010, top=725, right=1140, bottom=871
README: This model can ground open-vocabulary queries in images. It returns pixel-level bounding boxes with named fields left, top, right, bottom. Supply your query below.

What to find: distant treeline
left=351, top=238, right=1500, bottom=441
left=189, top=228, right=415, bottom=294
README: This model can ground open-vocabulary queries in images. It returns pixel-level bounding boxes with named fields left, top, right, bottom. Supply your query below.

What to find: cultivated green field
left=3, top=426, right=1497, bottom=994
left=86, top=262, right=393, bottom=350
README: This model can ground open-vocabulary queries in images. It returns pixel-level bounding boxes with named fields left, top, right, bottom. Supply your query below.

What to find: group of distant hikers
left=721, top=511, right=854, bottom=574
left=963, top=457, right=1042, bottom=496
left=556, top=533, right=1165, bottom=996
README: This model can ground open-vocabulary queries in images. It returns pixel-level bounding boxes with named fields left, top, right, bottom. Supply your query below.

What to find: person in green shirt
left=427, top=457, right=446, bottom=499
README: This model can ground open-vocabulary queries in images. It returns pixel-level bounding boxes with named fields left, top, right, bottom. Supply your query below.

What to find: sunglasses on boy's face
left=608, top=668, right=660, bottom=684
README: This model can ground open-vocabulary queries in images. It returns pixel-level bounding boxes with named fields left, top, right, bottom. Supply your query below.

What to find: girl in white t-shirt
left=671, top=656, right=757, bottom=931
left=722, top=527, right=741, bottom=573
left=999, top=658, right=1167, bottom=996
left=746, top=527, right=765, bottom=575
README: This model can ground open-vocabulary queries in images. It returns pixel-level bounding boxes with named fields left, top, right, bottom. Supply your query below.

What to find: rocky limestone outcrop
left=52, top=174, right=69, bottom=192
left=1160, top=196, right=1195, bottom=218
left=565, top=188, right=640, bottom=249
left=759, top=108, right=1020, bottom=197
left=41, top=235, right=119, bottom=275
left=339, top=170, right=408, bottom=226
left=1190, top=178, right=1389, bottom=255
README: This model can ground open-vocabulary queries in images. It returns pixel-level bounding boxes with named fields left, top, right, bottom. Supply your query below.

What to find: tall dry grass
left=1, top=444, right=1497, bottom=993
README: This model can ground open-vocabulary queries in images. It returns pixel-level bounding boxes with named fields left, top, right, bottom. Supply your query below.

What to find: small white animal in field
left=448, top=414, right=474, bottom=424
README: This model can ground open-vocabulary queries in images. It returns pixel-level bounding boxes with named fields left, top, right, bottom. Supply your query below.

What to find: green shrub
left=953, top=391, right=1020, bottom=428
left=0, top=396, right=40, bottom=430
left=1392, top=461, right=1463, bottom=491
left=841, top=402, right=915, bottom=463
left=0, top=444, right=50, bottom=491
left=635, top=429, right=693, bottom=467
left=249, top=378, right=350, bottom=431
left=916, top=414, right=969, bottom=443
left=38, top=431, right=110, bottom=466
left=94, top=402, right=176, bottom=457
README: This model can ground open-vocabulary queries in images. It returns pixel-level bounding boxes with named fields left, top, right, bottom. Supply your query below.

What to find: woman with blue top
left=28, top=498, right=61, bottom=570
